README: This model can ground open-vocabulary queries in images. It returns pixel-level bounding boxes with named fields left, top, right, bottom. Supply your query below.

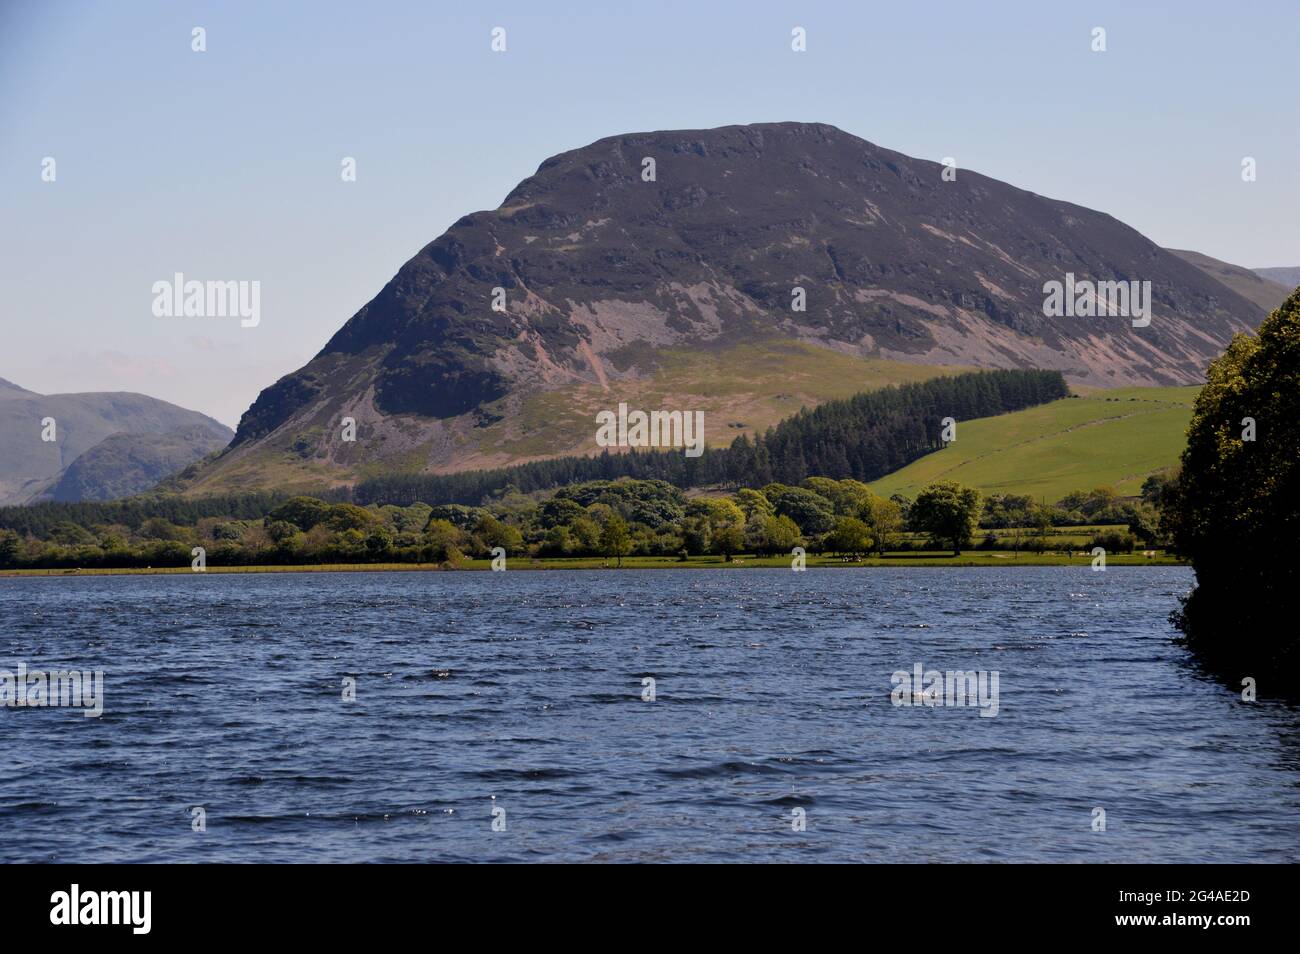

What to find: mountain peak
left=195, top=123, right=1269, bottom=495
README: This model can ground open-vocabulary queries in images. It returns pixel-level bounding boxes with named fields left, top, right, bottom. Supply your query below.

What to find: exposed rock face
left=210, top=122, right=1268, bottom=489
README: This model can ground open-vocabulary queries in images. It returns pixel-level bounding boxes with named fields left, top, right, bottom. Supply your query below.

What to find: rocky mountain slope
left=182, top=122, right=1271, bottom=494
left=0, top=379, right=232, bottom=504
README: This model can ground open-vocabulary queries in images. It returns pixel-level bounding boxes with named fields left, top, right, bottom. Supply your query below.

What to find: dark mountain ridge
left=194, top=122, right=1267, bottom=493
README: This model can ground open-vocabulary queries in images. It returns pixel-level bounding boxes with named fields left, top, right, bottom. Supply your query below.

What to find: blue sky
left=2, top=0, right=1296, bottom=426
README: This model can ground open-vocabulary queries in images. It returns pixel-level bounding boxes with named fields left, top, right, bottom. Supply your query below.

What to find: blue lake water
left=1, top=567, right=1297, bottom=863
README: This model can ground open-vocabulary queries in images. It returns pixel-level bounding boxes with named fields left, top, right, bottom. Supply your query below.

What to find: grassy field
left=475, top=339, right=972, bottom=460
left=1, top=548, right=1185, bottom=577
left=870, top=385, right=1198, bottom=501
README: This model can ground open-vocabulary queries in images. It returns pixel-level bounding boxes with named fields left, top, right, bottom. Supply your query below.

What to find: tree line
left=0, top=473, right=1164, bottom=571
left=0, top=491, right=303, bottom=540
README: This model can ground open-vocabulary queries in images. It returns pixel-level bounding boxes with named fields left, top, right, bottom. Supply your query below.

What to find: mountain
left=0, top=383, right=233, bottom=505
left=1253, top=266, right=1300, bottom=289
left=40, top=426, right=231, bottom=503
left=183, top=122, right=1269, bottom=495
left=0, top=377, right=36, bottom=399
left=1167, top=249, right=1292, bottom=315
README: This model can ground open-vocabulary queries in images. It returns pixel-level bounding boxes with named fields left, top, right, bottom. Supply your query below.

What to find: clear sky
left=2, top=0, right=1296, bottom=427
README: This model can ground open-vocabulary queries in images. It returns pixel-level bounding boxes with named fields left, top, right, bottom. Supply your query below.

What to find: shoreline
left=0, top=551, right=1188, bottom=577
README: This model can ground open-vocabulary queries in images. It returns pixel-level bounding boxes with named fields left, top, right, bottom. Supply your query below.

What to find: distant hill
left=0, top=382, right=233, bottom=505
left=0, top=377, right=36, bottom=399
left=41, top=426, right=230, bottom=503
left=1253, top=266, right=1300, bottom=290
left=869, top=385, right=1198, bottom=502
left=1167, top=249, right=1291, bottom=314
left=175, top=121, right=1267, bottom=496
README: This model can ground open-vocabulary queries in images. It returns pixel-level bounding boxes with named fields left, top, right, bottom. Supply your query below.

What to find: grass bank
left=870, top=385, right=1197, bottom=500
left=1, top=549, right=1186, bottom=577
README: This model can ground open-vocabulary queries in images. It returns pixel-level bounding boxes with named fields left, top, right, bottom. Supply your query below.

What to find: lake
left=2, top=567, right=1296, bottom=862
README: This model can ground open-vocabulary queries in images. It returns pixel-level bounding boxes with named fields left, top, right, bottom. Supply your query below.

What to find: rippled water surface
left=2, top=567, right=1297, bottom=862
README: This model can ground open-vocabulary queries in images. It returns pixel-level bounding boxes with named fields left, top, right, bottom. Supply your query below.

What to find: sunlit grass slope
left=869, top=386, right=1198, bottom=501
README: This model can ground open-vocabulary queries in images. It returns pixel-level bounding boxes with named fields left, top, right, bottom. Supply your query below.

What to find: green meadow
left=870, top=386, right=1198, bottom=501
